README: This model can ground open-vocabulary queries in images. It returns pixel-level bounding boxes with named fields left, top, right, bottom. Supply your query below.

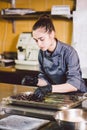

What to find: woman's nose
left=37, top=41, right=43, bottom=47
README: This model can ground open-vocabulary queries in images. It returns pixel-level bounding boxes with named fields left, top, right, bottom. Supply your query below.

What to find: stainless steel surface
left=2, top=104, right=55, bottom=121
left=3, top=93, right=84, bottom=111
left=54, top=109, right=87, bottom=130
left=0, top=83, right=86, bottom=122
left=0, top=115, right=50, bottom=130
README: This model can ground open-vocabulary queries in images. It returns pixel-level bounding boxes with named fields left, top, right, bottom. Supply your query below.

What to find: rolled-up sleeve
left=66, top=48, right=84, bottom=90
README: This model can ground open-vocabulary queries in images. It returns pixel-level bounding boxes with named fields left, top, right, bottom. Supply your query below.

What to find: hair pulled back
left=32, top=14, right=55, bottom=33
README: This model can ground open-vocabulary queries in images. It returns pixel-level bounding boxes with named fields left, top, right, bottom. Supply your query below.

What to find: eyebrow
left=34, top=36, right=44, bottom=40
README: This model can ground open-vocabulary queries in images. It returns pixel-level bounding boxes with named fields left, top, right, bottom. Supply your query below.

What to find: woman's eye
left=40, top=38, right=44, bottom=41
left=34, top=39, right=38, bottom=43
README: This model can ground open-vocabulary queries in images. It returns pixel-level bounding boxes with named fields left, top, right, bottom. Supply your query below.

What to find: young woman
left=32, top=14, right=87, bottom=99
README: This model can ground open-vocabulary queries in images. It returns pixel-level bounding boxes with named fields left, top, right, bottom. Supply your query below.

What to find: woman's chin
left=41, top=48, right=47, bottom=51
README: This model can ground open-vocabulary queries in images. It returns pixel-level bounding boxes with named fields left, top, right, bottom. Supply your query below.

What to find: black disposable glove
left=21, top=76, right=38, bottom=86
left=33, top=84, right=52, bottom=100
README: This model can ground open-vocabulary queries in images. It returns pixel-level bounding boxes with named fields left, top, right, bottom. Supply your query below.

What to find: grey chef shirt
left=38, top=40, right=87, bottom=92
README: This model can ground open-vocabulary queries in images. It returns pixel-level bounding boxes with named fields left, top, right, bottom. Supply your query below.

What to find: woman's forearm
left=52, top=83, right=77, bottom=93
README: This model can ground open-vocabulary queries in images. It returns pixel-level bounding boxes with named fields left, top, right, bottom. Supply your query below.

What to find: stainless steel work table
left=0, top=83, right=85, bottom=130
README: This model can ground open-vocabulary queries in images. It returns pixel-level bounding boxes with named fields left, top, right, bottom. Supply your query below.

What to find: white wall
left=72, top=0, right=87, bottom=78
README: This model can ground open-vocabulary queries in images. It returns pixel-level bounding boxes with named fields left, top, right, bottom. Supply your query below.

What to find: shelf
left=0, top=0, right=74, bottom=33
left=0, top=11, right=72, bottom=20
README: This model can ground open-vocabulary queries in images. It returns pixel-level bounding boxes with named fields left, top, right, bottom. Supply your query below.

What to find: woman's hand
left=34, top=84, right=52, bottom=100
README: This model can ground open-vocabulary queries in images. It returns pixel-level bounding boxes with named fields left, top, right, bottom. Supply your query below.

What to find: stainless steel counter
left=0, top=83, right=86, bottom=130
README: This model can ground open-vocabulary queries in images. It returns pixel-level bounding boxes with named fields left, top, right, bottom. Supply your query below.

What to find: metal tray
left=2, top=92, right=84, bottom=110
left=0, top=115, right=49, bottom=130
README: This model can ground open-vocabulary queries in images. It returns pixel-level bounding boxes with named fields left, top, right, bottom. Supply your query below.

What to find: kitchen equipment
left=54, top=109, right=87, bottom=130
left=21, top=75, right=38, bottom=86
left=2, top=52, right=17, bottom=60
left=3, top=92, right=85, bottom=110
left=15, top=32, right=39, bottom=66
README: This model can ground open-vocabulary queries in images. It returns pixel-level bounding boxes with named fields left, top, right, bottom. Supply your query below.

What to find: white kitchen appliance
left=15, top=32, right=39, bottom=66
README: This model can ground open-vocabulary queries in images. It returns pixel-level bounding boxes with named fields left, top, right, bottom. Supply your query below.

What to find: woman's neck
left=48, top=38, right=57, bottom=52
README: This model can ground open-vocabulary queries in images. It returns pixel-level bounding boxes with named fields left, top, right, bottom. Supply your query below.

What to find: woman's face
left=32, top=28, right=55, bottom=51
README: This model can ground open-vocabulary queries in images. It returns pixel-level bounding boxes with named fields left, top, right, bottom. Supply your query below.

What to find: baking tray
left=2, top=92, right=85, bottom=110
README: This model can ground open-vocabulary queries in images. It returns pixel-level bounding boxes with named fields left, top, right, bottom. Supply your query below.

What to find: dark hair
left=32, top=14, right=55, bottom=33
